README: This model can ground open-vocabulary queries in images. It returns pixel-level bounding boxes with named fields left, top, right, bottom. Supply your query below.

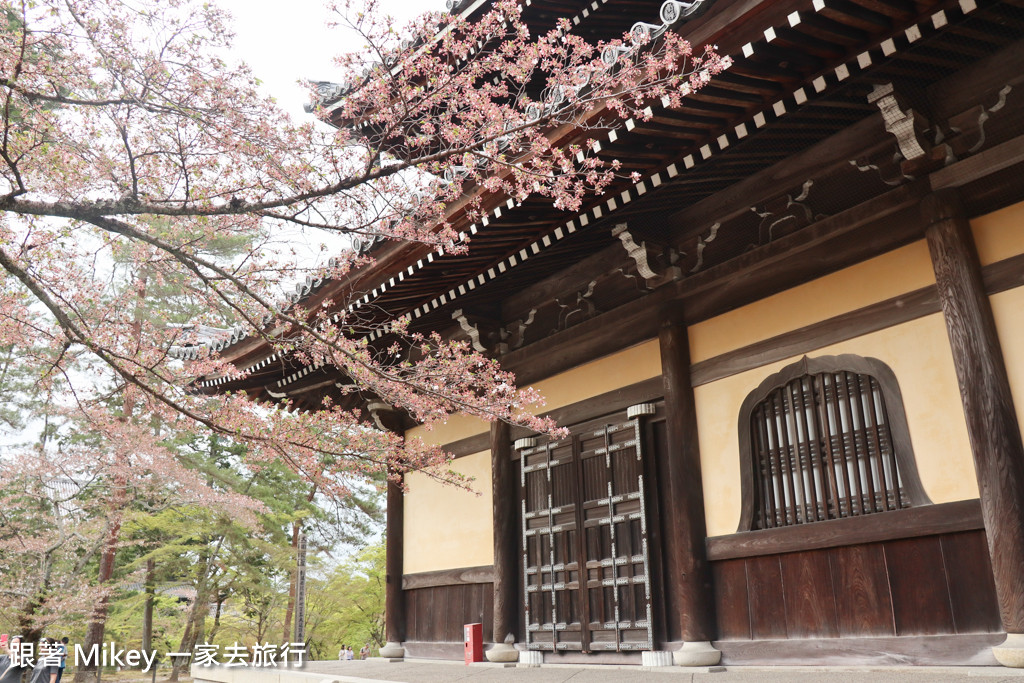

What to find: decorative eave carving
left=452, top=308, right=505, bottom=354
left=611, top=223, right=680, bottom=287
left=868, top=83, right=930, bottom=161
left=452, top=308, right=487, bottom=352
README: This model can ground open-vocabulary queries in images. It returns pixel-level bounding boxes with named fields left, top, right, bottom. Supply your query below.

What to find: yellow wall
left=401, top=200, right=1024, bottom=567
left=405, top=339, right=663, bottom=449
left=405, top=413, right=489, bottom=448
left=528, top=339, right=662, bottom=412
left=688, top=240, right=936, bottom=363
left=975, top=203, right=1024, bottom=473
left=991, top=286, right=1024, bottom=438
left=971, top=202, right=1024, bottom=265
left=401, top=340, right=663, bottom=574
left=402, top=449, right=494, bottom=574
left=695, top=313, right=977, bottom=536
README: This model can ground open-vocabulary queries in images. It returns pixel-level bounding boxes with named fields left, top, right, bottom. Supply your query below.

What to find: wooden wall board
left=745, top=555, right=788, bottom=640
left=829, top=544, right=896, bottom=637
left=711, top=560, right=752, bottom=640
left=941, top=531, right=1005, bottom=635
left=883, top=536, right=956, bottom=637
left=404, top=583, right=495, bottom=643
left=779, top=551, right=840, bottom=639
left=711, top=528, right=1000, bottom=643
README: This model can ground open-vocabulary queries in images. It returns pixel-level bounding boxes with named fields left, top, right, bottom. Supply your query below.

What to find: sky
left=207, top=0, right=448, bottom=269
left=217, top=0, right=446, bottom=123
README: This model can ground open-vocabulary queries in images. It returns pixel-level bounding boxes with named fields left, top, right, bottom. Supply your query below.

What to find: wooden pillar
left=486, top=419, right=520, bottom=662
left=923, top=191, right=1024, bottom=656
left=372, top=405, right=407, bottom=659
left=658, top=317, right=720, bottom=665
left=383, top=475, right=405, bottom=649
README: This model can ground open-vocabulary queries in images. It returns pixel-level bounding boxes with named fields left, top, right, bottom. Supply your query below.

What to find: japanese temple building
left=198, top=0, right=1024, bottom=667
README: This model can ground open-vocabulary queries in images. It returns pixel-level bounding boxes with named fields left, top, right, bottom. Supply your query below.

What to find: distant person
left=345, top=647, right=354, bottom=661
left=338, top=644, right=347, bottom=660
left=0, top=636, right=27, bottom=683
left=56, top=639, right=68, bottom=683
left=30, top=638, right=60, bottom=683
left=359, top=643, right=370, bottom=660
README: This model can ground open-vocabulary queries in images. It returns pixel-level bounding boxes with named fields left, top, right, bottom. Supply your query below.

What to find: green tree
left=305, top=543, right=386, bottom=660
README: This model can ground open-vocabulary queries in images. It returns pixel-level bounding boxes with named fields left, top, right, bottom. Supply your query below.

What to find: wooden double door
left=519, top=411, right=654, bottom=652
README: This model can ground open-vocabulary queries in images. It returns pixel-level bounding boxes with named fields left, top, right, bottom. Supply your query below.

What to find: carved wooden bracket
left=452, top=308, right=486, bottom=352
left=611, top=222, right=681, bottom=286
left=867, top=82, right=950, bottom=176
left=501, top=308, right=536, bottom=351
left=868, top=83, right=931, bottom=161
left=750, top=179, right=824, bottom=245
left=452, top=308, right=505, bottom=354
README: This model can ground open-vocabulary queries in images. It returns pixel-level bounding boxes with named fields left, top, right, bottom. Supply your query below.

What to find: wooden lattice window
left=738, top=355, right=929, bottom=531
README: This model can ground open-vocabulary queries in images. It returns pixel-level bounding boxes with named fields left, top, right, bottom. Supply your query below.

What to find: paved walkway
left=299, top=659, right=1024, bottom=683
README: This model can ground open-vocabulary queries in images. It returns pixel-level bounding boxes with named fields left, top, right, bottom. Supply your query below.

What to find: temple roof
left=196, top=0, right=1024, bottom=413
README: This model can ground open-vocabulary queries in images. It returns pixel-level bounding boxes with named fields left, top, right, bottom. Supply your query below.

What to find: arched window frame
left=737, top=354, right=930, bottom=532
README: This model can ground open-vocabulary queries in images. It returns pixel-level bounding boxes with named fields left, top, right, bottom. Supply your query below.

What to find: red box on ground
left=464, top=623, right=483, bottom=664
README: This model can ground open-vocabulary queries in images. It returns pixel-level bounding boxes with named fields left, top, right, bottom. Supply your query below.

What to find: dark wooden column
left=373, top=405, right=407, bottom=657
left=384, top=474, right=405, bottom=648
left=489, top=420, right=520, bottom=654
left=923, top=191, right=1024, bottom=636
left=659, top=318, right=718, bottom=648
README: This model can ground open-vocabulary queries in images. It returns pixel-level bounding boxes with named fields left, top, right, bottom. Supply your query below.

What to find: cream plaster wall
left=401, top=340, right=663, bottom=574
left=526, top=339, right=662, bottom=412
left=695, top=313, right=978, bottom=537
left=405, top=413, right=489, bottom=448
left=404, top=339, right=663, bottom=449
left=688, top=241, right=936, bottom=363
left=975, top=201, right=1024, bottom=478
left=991, top=286, right=1024, bottom=444
left=971, top=201, right=1024, bottom=265
left=400, top=200, right=1024, bottom=566
left=402, top=449, right=494, bottom=574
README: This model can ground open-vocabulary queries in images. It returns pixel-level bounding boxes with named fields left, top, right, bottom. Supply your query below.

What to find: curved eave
left=200, top=0, right=1023, bottom=398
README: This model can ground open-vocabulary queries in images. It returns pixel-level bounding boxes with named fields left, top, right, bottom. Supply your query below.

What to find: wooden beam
left=690, top=286, right=940, bottom=386
left=923, top=190, right=1024, bottom=635
left=401, top=565, right=494, bottom=590
left=706, top=499, right=984, bottom=561
left=490, top=420, right=518, bottom=646
left=436, top=377, right=666, bottom=459
left=500, top=117, right=897, bottom=327
left=503, top=183, right=926, bottom=386
left=930, top=135, right=1024, bottom=192
left=659, top=318, right=717, bottom=643
left=689, top=248, right=1024, bottom=387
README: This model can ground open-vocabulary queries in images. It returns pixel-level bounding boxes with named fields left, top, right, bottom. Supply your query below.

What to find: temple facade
left=200, top=0, right=1024, bottom=667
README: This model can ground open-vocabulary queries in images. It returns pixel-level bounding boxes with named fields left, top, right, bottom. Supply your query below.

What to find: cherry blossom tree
left=0, top=0, right=728, bottom=656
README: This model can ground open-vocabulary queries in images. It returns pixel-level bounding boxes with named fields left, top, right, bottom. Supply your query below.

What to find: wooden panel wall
left=404, top=582, right=494, bottom=643
left=712, top=530, right=1001, bottom=641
